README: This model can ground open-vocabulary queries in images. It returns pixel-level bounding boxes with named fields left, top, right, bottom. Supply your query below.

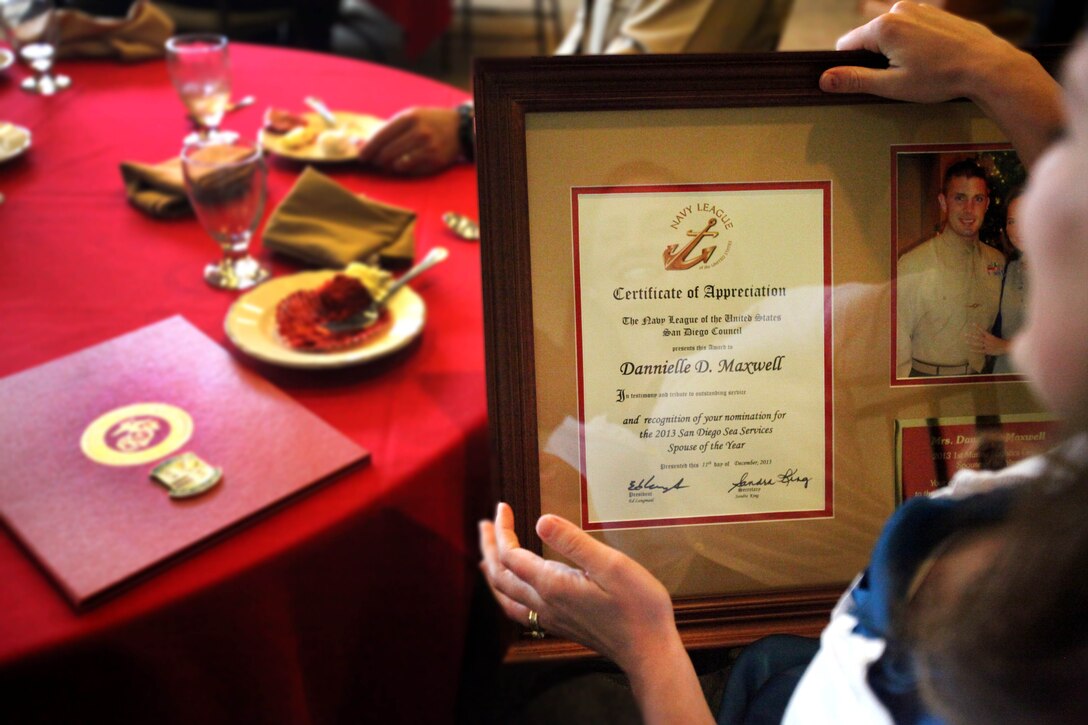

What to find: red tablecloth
left=0, top=44, right=493, bottom=723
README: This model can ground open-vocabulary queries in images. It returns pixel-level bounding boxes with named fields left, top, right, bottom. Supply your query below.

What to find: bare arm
left=479, top=503, right=714, bottom=725
left=819, top=1, right=1064, bottom=169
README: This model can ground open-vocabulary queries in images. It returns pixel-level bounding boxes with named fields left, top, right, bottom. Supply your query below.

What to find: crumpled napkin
left=57, top=0, right=174, bottom=62
left=119, top=157, right=192, bottom=218
left=262, top=167, right=416, bottom=268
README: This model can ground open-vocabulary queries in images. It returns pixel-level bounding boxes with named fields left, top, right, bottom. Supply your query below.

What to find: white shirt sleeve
left=781, top=605, right=893, bottom=725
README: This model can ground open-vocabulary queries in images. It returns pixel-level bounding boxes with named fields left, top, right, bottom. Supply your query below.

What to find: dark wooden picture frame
left=472, top=49, right=1063, bottom=660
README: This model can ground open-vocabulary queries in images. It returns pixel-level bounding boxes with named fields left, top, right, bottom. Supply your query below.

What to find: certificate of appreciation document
left=572, top=182, right=832, bottom=530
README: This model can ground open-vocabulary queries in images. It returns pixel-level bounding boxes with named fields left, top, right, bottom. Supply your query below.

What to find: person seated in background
left=555, top=0, right=795, bottom=55
left=361, top=0, right=797, bottom=175
left=480, top=3, right=1087, bottom=723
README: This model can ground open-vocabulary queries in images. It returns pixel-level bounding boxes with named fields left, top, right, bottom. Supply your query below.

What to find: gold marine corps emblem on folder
left=80, top=402, right=221, bottom=499
left=81, top=403, right=194, bottom=466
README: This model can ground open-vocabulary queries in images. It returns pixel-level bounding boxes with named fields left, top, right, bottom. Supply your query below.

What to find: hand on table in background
left=358, top=106, right=463, bottom=176
left=820, top=1, right=1063, bottom=168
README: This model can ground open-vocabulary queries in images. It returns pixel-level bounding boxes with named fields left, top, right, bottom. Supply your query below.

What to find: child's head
left=1014, top=40, right=1088, bottom=428
left=906, top=466, right=1088, bottom=725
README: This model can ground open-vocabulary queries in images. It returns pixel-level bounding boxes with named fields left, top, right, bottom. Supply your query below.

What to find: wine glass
left=165, top=34, right=232, bottom=143
left=181, top=136, right=271, bottom=291
left=0, top=0, right=71, bottom=95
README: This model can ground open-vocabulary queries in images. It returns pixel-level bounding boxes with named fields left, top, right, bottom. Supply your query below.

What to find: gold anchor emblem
left=663, top=218, right=718, bottom=270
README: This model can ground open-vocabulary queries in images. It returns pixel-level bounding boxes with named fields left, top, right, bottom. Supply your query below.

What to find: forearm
left=964, top=46, right=1065, bottom=170
left=624, top=630, right=715, bottom=725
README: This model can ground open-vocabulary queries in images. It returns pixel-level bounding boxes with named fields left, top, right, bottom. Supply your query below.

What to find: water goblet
left=0, top=0, right=71, bottom=95
left=181, top=136, right=271, bottom=291
left=165, top=34, right=233, bottom=143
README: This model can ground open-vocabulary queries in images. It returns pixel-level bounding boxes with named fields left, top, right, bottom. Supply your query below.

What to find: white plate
left=259, top=111, right=383, bottom=163
left=0, top=49, right=13, bottom=73
left=224, top=270, right=425, bottom=369
left=0, top=123, right=30, bottom=164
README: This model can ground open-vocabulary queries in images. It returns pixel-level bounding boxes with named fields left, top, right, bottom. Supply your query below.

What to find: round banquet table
left=0, top=44, right=498, bottom=723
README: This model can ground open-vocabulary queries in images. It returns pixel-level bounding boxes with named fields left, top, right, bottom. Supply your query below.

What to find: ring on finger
left=527, top=609, right=546, bottom=640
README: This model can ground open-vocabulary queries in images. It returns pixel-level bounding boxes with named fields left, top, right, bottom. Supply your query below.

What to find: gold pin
left=150, top=452, right=222, bottom=499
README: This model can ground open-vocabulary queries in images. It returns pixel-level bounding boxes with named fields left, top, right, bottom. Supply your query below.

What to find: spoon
left=443, top=211, right=480, bottom=241
left=323, top=247, right=450, bottom=333
left=227, top=95, right=256, bottom=113
left=304, top=96, right=338, bottom=128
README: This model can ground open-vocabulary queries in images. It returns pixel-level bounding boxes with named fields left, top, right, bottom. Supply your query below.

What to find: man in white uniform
left=896, top=159, right=1006, bottom=377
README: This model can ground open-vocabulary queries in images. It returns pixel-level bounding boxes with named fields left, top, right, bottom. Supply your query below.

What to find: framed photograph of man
left=891, top=144, right=1028, bottom=385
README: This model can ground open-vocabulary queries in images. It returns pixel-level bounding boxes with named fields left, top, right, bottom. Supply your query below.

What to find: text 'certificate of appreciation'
left=572, top=182, right=833, bottom=530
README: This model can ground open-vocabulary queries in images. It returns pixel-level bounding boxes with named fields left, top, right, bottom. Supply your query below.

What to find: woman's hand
left=358, top=106, right=461, bottom=176
left=967, top=323, right=1011, bottom=356
left=819, top=1, right=1063, bottom=168
left=479, top=503, right=676, bottom=670
left=478, top=503, right=714, bottom=724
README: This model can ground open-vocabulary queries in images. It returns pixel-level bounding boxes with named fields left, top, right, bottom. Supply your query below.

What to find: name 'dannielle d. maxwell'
left=619, top=355, right=786, bottom=375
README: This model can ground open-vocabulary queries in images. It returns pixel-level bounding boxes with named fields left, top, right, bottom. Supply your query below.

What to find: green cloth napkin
left=262, top=167, right=416, bottom=267
left=119, top=157, right=192, bottom=219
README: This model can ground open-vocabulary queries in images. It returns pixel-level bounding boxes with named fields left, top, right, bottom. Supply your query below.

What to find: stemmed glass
left=0, top=0, right=71, bottom=95
left=181, top=136, right=271, bottom=291
left=165, top=34, right=233, bottom=143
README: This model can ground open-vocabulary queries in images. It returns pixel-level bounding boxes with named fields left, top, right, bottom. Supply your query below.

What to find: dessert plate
left=259, top=111, right=383, bottom=163
left=225, top=270, right=425, bottom=368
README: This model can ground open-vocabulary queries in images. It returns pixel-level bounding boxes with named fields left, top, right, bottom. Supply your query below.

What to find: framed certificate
left=474, top=49, right=1063, bottom=659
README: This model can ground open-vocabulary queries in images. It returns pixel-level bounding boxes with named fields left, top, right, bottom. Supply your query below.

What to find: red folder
left=0, top=316, right=369, bottom=609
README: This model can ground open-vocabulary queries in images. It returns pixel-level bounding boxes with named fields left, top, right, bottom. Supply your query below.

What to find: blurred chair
left=333, top=0, right=403, bottom=62
left=154, top=0, right=337, bottom=48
